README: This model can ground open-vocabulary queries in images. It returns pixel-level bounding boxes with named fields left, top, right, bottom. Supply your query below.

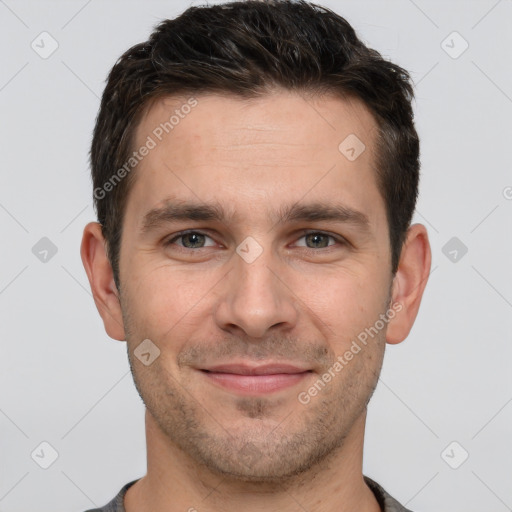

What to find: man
left=80, top=1, right=431, bottom=510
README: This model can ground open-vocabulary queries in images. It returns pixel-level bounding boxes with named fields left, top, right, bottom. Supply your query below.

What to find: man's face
left=118, top=91, right=394, bottom=481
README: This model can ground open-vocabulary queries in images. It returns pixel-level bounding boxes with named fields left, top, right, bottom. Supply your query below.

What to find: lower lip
left=201, top=371, right=311, bottom=394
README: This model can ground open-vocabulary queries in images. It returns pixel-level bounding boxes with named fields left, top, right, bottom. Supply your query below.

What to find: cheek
left=123, top=262, right=219, bottom=341
left=295, top=267, right=389, bottom=339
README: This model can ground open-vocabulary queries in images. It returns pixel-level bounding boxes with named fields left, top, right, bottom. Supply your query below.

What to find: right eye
left=165, top=231, right=217, bottom=249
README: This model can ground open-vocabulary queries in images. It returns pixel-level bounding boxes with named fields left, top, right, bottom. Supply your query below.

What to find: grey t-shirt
left=84, top=475, right=413, bottom=512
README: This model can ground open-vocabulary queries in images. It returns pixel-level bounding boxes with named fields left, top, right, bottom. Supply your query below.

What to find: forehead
left=134, top=90, right=377, bottom=158
left=127, top=90, right=384, bottom=231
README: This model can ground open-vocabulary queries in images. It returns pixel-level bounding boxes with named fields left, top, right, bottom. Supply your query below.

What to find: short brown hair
left=91, top=0, right=420, bottom=289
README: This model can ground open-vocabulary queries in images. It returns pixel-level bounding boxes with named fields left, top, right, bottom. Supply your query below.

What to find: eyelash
left=164, top=230, right=346, bottom=251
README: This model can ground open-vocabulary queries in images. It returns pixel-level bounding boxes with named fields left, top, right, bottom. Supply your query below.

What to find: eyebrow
left=139, top=199, right=371, bottom=236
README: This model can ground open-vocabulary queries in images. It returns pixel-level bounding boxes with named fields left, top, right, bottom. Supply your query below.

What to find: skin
left=81, top=90, right=431, bottom=512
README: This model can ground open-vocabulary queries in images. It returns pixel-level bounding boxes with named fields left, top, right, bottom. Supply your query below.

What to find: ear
left=80, top=222, right=126, bottom=341
left=386, top=223, right=431, bottom=345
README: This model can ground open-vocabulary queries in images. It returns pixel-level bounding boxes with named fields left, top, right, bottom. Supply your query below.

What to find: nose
left=213, top=249, right=299, bottom=339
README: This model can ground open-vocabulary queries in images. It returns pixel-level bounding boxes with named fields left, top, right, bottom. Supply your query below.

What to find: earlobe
left=386, top=223, right=432, bottom=345
left=80, top=222, right=126, bottom=341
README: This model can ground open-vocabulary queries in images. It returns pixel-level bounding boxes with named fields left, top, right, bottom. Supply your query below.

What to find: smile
left=199, top=363, right=313, bottom=395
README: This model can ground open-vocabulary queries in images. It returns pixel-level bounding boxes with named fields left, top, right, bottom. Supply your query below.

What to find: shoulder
left=82, top=479, right=140, bottom=512
left=364, top=475, right=415, bottom=512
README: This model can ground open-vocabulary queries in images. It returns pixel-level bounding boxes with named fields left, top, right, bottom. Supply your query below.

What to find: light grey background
left=1, top=0, right=511, bottom=510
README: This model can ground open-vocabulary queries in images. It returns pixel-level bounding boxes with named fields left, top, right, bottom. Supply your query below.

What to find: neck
left=124, top=409, right=381, bottom=512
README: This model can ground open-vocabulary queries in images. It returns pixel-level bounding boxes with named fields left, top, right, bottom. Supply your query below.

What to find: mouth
left=199, top=363, right=314, bottom=395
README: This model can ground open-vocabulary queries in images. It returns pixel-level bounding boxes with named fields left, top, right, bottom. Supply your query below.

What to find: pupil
left=307, top=233, right=328, bottom=248
left=184, top=233, right=204, bottom=248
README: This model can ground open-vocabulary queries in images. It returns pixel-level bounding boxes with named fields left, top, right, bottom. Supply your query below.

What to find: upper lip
left=200, top=363, right=312, bottom=375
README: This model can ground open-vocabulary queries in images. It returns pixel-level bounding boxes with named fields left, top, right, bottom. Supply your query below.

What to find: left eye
left=295, top=232, right=338, bottom=249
